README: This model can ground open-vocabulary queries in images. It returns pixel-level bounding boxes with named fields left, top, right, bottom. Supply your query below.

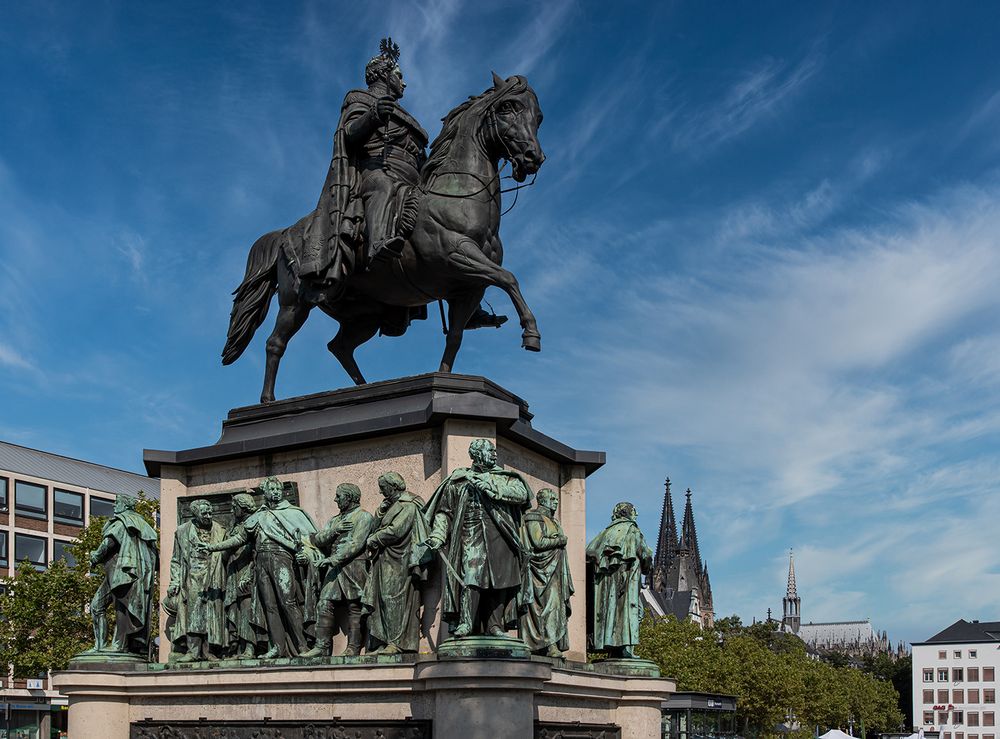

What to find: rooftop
left=0, top=440, right=159, bottom=498
left=914, top=619, right=1000, bottom=645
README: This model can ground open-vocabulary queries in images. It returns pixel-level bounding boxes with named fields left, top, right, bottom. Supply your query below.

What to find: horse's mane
left=422, top=76, right=527, bottom=180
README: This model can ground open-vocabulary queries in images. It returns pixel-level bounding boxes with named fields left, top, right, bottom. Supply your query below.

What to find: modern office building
left=912, top=619, right=999, bottom=736
left=0, top=440, right=160, bottom=739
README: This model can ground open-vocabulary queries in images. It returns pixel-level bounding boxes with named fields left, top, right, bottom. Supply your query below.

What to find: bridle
left=421, top=83, right=539, bottom=215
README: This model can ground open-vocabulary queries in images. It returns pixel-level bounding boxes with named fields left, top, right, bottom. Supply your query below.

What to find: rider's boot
left=466, top=305, right=509, bottom=330
left=366, top=236, right=406, bottom=267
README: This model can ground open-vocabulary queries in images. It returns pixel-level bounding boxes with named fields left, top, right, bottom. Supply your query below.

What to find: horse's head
left=485, top=72, right=545, bottom=182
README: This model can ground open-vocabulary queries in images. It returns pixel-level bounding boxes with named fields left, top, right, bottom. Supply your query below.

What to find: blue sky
left=3, top=1, right=1000, bottom=645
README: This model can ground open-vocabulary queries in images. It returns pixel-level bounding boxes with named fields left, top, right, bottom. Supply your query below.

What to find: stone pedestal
left=143, top=373, right=604, bottom=661
left=53, top=374, right=676, bottom=738
left=53, top=657, right=674, bottom=739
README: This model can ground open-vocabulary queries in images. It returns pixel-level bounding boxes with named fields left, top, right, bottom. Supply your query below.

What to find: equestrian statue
left=222, top=38, right=546, bottom=402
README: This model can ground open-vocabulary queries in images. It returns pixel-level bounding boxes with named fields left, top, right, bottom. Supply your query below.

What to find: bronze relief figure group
left=164, top=439, right=576, bottom=661
left=84, top=441, right=653, bottom=664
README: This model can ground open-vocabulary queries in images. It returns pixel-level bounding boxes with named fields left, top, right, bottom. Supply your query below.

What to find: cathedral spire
left=654, top=478, right=679, bottom=572
left=679, top=487, right=704, bottom=575
left=786, top=548, right=798, bottom=598
left=782, top=549, right=801, bottom=633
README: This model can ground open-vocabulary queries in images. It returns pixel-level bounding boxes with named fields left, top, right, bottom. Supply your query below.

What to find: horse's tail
left=222, top=230, right=281, bottom=365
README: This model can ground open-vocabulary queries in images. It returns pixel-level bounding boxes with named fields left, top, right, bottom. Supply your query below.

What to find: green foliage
left=0, top=492, right=159, bottom=674
left=636, top=614, right=905, bottom=737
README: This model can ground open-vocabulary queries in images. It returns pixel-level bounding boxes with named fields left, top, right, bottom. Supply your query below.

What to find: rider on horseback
left=300, top=38, right=427, bottom=283
left=299, top=38, right=504, bottom=330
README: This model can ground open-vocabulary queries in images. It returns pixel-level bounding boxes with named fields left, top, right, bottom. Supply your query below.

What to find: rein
left=419, top=85, right=538, bottom=215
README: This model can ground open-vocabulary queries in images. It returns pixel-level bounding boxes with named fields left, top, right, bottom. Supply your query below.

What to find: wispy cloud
left=671, top=51, right=822, bottom=154
left=0, top=342, right=33, bottom=371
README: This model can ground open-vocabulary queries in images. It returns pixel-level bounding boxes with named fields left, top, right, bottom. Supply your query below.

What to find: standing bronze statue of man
left=586, top=501, right=652, bottom=659
left=204, top=477, right=318, bottom=658
left=424, top=439, right=532, bottom=638
left=85, top=495, right=158, bottom=657
left=519, top=488, right=573, bottom=657
left=299, top=483, right=375, bottom=657
left=362, top=472, right=429, bottom=654
left=167, top=499, right=228, bottom=662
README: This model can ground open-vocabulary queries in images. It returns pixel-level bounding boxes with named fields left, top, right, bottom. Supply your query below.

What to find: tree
left=636, top=613, right=904, bottom=737
left=0, top=492, right=159, bottom=674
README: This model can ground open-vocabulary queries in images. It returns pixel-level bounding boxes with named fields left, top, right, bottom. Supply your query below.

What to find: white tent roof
left=820, top=731, right=856, bottom=739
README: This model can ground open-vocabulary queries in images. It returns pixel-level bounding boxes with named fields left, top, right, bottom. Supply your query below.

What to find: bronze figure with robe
left=205, top=476, right=319, bottom=658
left=299, top=483, right=375, bottom=657
left=167, top=499, right=228, bottom=662
left=586, top=501, right=652, bottom=658
left=361, top=472, right=429, bottom=654
left=519, top=488, right=573, bottom=657
left=424, top=439, right=532, bottom=638
left=223, top=492, right=267, bottom=658
left=86, top=495, right=158, bottom=656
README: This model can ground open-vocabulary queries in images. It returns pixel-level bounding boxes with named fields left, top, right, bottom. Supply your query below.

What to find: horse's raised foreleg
left=439, top=292, right=484, bottom=374
left=448, top=240, right=540, bottom=352
left=327, top=315, right=381, bottom=386
left=261, top=302, right=312, bottom=403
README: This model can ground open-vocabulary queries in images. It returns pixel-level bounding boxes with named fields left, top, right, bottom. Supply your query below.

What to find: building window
left=972, top=651, right=979, bottom=658
left=972, top=669, right=982, bottom=682
left=958, top=669, right=967, bottom=682
left=943, top=651, right=950, bottom=659
left=927, top=690, right=938, bottom=703
left=926, top=712, right=937, bottom=725
left=0, top=530, right=7, bottom=567
left=14, top=533, right=47, bottom=570
left=0, top=476, right=8, bottom=509
left=53, top=488, right=84, bottom=525
left=89, top=495, right=115, bottom=519
left=971, top=735, right=980, bottom=739
left=972, top=689, right=982, bottom=703
left=985, top=690, right=996, bottom=704
left=928, top=669, right=939, bottom=682
left=958, top=690, right=967, bottom=704
left=942, top=713, right=952, bottom=725
left=14, top=480, right=47, bottom=519
left=51, top=540, right=76, bottom=567
left=944, top=689, right=956, bottom=703
left=985, top=713, right=995, bottom=727
left=945, top=733, right=952, bottom=739
left=943, top=669, right=953, bottom=682
left=971, top=714, right=981, bottom=728
left=986, top=669, right=996, bottom=682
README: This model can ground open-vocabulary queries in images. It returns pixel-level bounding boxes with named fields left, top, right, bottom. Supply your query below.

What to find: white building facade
left=912, top=619, right=1000, bottom=737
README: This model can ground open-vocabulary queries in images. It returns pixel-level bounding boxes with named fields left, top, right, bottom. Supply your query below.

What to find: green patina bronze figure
left=299, top=483, right=376, bottom=657
left=204, top=476, right=318, bottom=658
left=519, top=488, right=573, bottom=657
left=223, top=492, right=267, bottom=659
left=85, top=495, right=158, bottom=657
left=424, top=439, right=532, bottom=638
left=166, top=499, right=228, bottom=662
left=361, top=472, right=429, bottom=654
left=586, top=501, right=652, bottom=659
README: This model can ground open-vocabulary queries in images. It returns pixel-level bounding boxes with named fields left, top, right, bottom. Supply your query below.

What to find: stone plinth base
left=436, top=634, right=531, bottom=660
left=53, top=657, right=674, bottom=739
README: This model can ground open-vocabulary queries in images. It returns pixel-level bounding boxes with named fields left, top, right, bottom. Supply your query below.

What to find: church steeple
left=653, top=478, right=679, bottom=574
left=679, top=488, right=703, bottom=575
left=782, top=549, right=801, bottom=633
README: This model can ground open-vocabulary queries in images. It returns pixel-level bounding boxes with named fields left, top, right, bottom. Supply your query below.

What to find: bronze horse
left=222, top=73, right=545, bottom=403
